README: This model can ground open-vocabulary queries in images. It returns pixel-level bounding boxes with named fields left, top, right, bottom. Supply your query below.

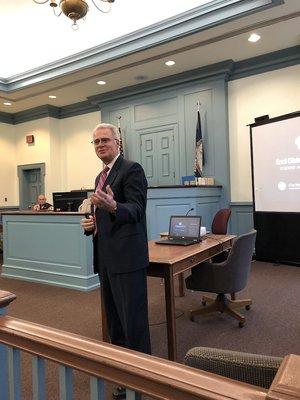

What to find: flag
left=194, top=110, right=204, bottom=177
left=117, top=119, right=124, bottom=157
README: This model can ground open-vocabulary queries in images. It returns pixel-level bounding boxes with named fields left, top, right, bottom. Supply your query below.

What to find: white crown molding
left=0, top=0, right=283, bottom=92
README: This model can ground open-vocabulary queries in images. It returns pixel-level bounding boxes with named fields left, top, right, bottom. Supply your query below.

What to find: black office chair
left=185, top=230, right=257, bottom=327
left=184, top=347, right=282, bottom=389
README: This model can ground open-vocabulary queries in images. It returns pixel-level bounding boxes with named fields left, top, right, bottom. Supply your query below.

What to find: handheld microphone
left=186, top=208, right=194, bottom=216
left=85, top=204, right=95, bottom=219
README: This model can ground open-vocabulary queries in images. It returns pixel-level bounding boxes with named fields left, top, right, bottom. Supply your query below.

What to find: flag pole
left=116, top=115, right=121, bottom=129
left=116, top=116, right=124, bottom=157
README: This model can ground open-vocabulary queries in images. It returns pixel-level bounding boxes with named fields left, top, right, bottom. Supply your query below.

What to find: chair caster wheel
left=190, top=315, right=195, bottom=322
left=239, top=321, right=245, bottom=328
left=202, top=300, right=206, bottom=306
left=245, top=305, right=251, bottom=311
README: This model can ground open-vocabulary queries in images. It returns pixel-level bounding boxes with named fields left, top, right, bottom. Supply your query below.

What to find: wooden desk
left=101, top=234, right=235, bottom=361
left=147, top=234, right=235, bottom=361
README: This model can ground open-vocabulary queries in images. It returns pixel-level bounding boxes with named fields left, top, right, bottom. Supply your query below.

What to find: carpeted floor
left=0, top=259, right=299, bottom=399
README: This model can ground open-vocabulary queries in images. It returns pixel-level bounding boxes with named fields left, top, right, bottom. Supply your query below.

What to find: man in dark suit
left=32, top=194, right=53, bottom=211
left=81, top=123, right=151, bottom=373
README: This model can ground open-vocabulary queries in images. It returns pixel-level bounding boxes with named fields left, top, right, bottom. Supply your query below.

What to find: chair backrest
left=211, top=208, right=231, bottom=234
left=223, top=230, right=257, bottom=293
left=184, top=347, right=282, bottom=389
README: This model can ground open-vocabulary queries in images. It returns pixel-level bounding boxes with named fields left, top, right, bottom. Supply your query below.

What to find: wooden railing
left=0, top=290, right=299, bottom=400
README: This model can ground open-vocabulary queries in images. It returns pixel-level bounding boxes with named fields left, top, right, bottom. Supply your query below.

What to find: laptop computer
left=155, top=215, right=202, bottom=246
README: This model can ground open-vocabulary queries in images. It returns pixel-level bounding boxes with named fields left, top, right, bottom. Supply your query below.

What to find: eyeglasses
left=91, top=138, right=118, bottom=146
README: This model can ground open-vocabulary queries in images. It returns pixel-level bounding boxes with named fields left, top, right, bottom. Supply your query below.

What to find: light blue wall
left=100, top=73, right=230, bottom=207
left=230, top=203, right=254, bottom=236
left=147, top=186, right=222, bottom=239
left=147, top=192, right=254, bottom=240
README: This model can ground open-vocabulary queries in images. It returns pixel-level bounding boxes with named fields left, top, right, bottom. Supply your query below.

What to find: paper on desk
left=200, top=227, right=207, bottom=236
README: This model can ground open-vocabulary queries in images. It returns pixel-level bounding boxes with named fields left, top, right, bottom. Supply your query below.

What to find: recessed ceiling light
left=248, top=33, right=261, bottom=43
left=3, top=102, right=12, bottom=106
left=165, top=60, right=176, bottom=66
left=97, top=80, right=106, bottom=85
left=48, top=95, right=57, bottom=99
left=134, top=75, right=148, bottom=81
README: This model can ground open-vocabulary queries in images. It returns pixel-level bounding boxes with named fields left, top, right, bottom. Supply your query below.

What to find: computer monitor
left=52, top=191, right=89, bottom=212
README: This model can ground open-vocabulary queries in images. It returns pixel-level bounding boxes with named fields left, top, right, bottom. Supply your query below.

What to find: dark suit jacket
left=92, top=156, right=149, bottom=274
left=40, top=202, right=52, bottom=210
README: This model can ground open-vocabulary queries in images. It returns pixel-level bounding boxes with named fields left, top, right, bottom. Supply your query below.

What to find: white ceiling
left=0, top=0, right=208, bottom=77
left=0, top=0, right=299, bottom=113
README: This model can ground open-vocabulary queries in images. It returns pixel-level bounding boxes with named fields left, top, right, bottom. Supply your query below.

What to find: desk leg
left=164, top=270, right=177, bottom=361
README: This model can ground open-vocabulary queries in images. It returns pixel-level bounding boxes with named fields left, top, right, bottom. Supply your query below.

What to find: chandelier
left=33, top=0, right=115, bottom=30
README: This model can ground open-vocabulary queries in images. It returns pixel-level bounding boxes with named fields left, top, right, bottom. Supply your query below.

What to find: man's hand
left=91, top=185, right=117, bottom=213
left=80, top=216, right=95, bottom=232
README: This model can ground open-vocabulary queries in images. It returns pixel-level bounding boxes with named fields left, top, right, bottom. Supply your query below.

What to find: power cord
left=202, top=234, right=225, bottom=252
left=149, top=309, right=184, bottom=327
left=202, top=234, right=224, bottom=245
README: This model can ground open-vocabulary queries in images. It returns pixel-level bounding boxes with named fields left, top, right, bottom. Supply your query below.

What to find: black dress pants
left=99, top=266, right=151, bottom=355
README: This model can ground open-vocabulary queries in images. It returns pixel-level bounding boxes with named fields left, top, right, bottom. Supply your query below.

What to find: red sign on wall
left=26, top=135, right=34, bottom=144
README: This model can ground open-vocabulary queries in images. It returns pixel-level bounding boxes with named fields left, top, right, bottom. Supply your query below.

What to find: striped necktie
left=94, top=166, right=109, bottom=236
left=96, top=166, right=109, bottom=193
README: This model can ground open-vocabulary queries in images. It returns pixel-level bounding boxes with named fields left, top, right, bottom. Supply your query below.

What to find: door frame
left=17, top=163, right=45, bottom=210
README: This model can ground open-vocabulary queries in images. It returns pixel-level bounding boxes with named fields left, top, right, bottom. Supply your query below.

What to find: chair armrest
left=184, top=347, right=282, bottom=389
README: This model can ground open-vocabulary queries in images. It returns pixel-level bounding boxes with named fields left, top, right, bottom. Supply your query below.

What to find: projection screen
left=251, top=115, right=300, bottom=213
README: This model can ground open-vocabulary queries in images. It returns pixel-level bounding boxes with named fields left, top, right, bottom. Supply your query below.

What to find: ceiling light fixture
left=3, top=102, right=12, bottom=106
left=33, top=0, right=115, bottom=30
left=248, top=33, right=261, bottom=43
left=97, top=80, right=106, bottom=85
left=134, top=75, right=148, bottom=81
left=165, top=60, right=176, bottom=66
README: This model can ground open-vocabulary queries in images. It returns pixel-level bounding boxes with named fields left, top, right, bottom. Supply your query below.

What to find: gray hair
left=93, top=123, right=120, bottom=140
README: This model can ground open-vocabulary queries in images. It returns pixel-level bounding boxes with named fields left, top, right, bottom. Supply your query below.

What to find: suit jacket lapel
left=104, top=155, right=123, bottom=189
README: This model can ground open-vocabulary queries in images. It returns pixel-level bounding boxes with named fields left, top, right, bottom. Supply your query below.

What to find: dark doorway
left=18, top=163, right=45, bottom=210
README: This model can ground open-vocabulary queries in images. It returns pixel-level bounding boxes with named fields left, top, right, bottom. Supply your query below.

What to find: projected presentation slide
left=252, top=115, right=300, bottom=213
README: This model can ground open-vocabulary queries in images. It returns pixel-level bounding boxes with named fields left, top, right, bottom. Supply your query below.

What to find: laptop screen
left=168, top=216, right=201, bottom=239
